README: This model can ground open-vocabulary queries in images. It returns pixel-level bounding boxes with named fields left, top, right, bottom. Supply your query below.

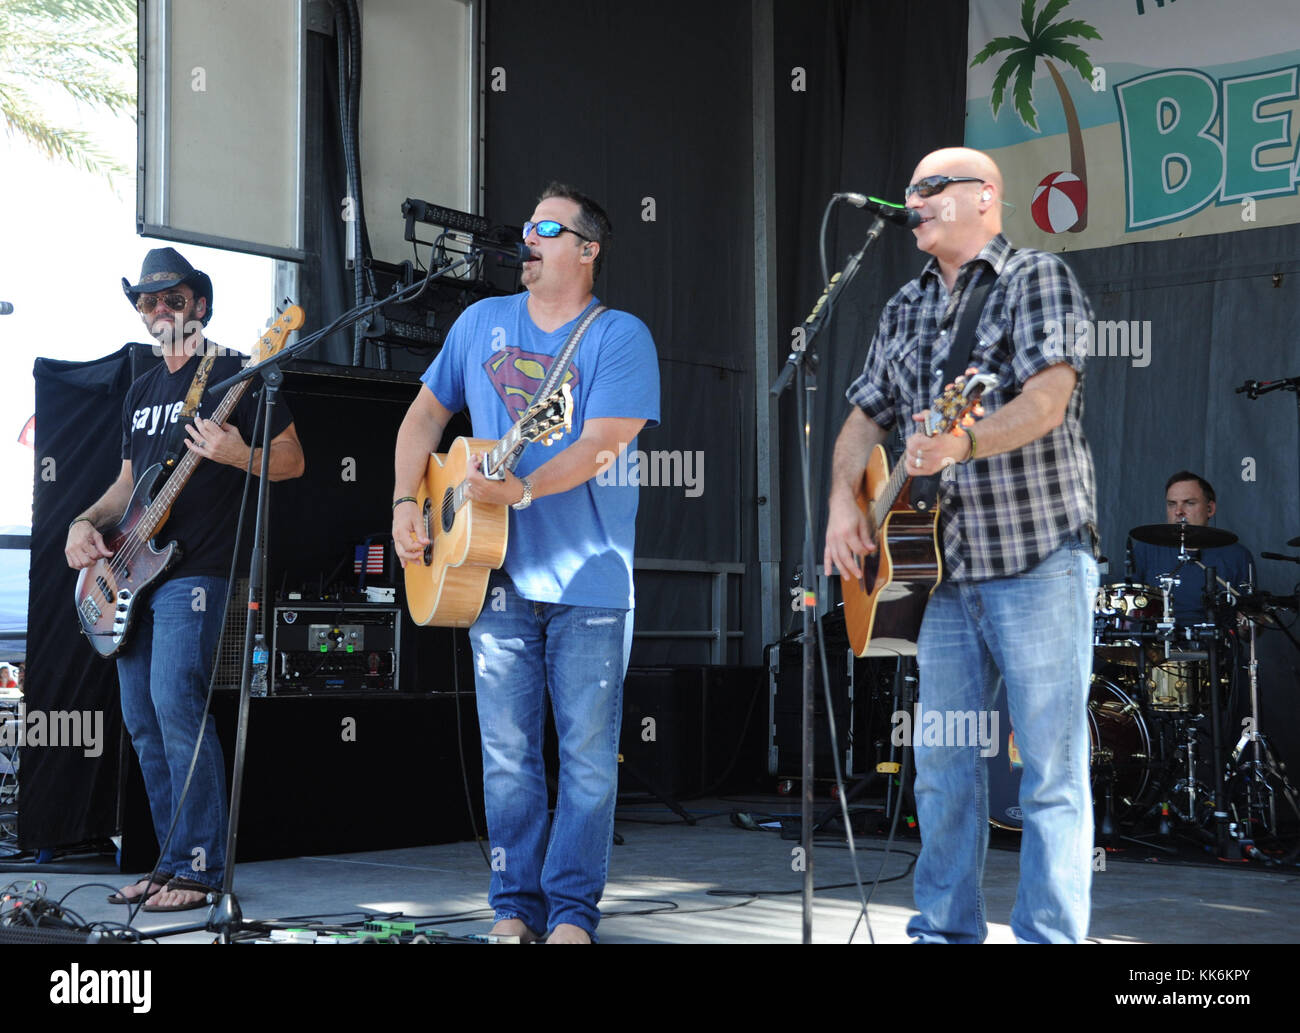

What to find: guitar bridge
left=81, top=597, right=102, bottom=623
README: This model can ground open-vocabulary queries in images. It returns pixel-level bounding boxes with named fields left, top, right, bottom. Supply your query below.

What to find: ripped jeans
left=467, top=571, right=631, bottom=938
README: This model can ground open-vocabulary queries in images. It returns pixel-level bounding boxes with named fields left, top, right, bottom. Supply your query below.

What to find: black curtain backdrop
left=22, top=346, right=143, bottom=849
left=772, top=0, right=972, bottom=593
left=484, top=0, right=759, bottom=663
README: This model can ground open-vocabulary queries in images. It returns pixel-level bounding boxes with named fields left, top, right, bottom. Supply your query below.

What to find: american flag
left=353, top=542, right=386, bottom=575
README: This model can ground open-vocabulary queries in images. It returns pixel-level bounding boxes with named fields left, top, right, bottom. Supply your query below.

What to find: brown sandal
left=107, top=872, right=170, bottom=905
left=141, top=875, right=216, bottom=913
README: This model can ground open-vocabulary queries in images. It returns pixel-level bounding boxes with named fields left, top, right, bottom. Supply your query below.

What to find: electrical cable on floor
left=450, top=627, right=491, bottom=870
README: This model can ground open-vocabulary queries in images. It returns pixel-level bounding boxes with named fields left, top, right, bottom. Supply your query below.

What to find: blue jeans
left=468, top=571, right=631, bottom=938
left=116, top=575, right=228, bottom=890
left=907, top=538, right=1097, bottom=943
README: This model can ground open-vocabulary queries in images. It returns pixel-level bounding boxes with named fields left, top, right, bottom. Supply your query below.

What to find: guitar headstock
left=922, top=370, right=998, bottom=437
left=519, top=382, right=574, bottom=446
left=251, top=305, right=305, bottom=364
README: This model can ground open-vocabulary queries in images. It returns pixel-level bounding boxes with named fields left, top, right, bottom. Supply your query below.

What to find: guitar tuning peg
left=974, top=404, right=985, bottom=416
left=961, top=414, right=975, bottom=427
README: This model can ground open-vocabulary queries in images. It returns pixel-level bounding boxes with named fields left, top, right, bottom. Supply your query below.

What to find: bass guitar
left=74, top=306, right=304, bottom=657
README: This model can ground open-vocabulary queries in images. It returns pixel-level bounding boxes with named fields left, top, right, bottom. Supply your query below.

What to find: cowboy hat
left=122, top=247, right=213, bottom=325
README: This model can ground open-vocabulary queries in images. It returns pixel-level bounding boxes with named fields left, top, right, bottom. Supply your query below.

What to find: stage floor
left=5, top=797, right=1296, bottom=945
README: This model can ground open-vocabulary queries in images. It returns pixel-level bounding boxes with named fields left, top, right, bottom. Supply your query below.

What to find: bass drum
left=987, top=674, right=1154, bottom=831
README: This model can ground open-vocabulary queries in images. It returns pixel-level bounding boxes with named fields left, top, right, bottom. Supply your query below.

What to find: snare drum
left=1145, top=657, right=1204, bottom=712
left=987, top=675, right=1153, bottom=830
left=1094, top=582, right=1161, bottom=665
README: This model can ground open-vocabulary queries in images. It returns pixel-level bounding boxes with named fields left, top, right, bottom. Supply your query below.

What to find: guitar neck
left=871, top=452, right=913, bottom=528
left=136, top=374, right=252, bottom=540
left=449, top=423, right=525, bottom=513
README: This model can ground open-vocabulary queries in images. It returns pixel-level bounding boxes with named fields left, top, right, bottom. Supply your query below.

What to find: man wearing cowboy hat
left=65, top=247, right=304, bottom=912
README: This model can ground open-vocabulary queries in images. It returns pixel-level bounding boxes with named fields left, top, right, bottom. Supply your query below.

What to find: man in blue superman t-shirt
left=393, top=184, right=659, bottom=943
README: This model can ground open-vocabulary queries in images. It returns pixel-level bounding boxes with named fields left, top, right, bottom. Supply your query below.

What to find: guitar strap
left=910, top=267, right=1000, bottom=511
left=161, top=349, right=219, bottom=469
left=502, top=301, right=607, bottom=473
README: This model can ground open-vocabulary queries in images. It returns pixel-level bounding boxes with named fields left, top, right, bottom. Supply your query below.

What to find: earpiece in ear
left=982, top=191, right=992, bottom=201
left=583, top=246, right=592, bottom=256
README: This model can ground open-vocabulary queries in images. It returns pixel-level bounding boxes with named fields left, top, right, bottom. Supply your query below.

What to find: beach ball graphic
left=1031, top=171, right=1086, bottom=233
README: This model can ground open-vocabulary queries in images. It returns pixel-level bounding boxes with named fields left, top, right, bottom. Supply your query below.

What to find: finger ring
left=914, top=454, right=922, bottom=468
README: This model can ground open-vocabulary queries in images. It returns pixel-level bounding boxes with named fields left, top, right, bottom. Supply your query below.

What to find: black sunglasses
left=136, top=292, right=189, bottom=313
left=904, top=175, right=986, bottom=200
left=523, top=220, right=591, bottom=242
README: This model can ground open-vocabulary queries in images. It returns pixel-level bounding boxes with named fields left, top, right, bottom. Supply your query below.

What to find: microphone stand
left=1238, top=372, right=1300, bottom=515
left=201, top=253, right=481, bottom=941
left=771, top=214, right=891, bottom=944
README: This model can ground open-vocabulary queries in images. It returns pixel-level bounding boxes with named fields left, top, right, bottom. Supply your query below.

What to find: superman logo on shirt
left=483, top=346, right=580, bottom=422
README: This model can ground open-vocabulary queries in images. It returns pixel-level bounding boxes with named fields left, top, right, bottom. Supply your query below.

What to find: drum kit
left=989, top=522, right=1300, bottom=861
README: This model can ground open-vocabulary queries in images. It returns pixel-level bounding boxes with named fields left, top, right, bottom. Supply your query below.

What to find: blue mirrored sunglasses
left=523, top=219, right=590, bottom=241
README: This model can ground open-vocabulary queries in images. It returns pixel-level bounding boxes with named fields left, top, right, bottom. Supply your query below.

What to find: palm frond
left=1040, top=18, right=1103, bottom=45
left=3, top=0, right=134, bottom=28
left=1019, top=0, right=1038, bottom=38
left=971, top=34, right=1030, bottom=67
left=1011, top=52, right=1040, bottom=131
left=3, top=102, right=129, bottom=183
left=17, top=65, right=134, bottom=116
left=989, top=54, right=1017, bottom=118
left=1032, top=0, right=1072, bottom=38
left=5, top=25, right=135, bottom=67
left=1043, top=41, right=1095, bottom=84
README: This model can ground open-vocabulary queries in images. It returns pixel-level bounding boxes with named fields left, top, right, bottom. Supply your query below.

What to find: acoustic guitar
left=841, top=372, right=996, bottom=656
left=404, top=384, right=572, bottom=627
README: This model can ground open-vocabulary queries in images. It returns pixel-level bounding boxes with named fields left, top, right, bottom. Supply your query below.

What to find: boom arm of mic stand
left=771, top=216, right=888, bottom=398
left=207, top=252, right=482, bottom=396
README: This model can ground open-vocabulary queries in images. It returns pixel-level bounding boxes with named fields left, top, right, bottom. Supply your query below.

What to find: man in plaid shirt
left=824, top=148, right=1100, bottom=943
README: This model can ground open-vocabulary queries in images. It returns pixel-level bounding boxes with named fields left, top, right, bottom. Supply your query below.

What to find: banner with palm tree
left=967, top=0, right=1300, bottom=251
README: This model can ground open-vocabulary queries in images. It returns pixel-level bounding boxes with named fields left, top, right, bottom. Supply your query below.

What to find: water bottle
left=250, top=634, right=269, bottom=697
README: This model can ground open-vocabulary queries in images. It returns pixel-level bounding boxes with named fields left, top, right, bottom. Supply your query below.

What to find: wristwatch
left=511, top=477, right=533, bottom=510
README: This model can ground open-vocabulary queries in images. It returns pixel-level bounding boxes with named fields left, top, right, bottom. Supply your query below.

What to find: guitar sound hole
left=440, top=488, right=455, bottom=535
left=422, top=498, right=433, bottom=565
left=861, top=549, right=879, bottom=594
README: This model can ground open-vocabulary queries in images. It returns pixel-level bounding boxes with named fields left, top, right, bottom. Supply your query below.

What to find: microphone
left=1261, top=552, right=1300, bottom=565
left=446, top=232, right=531, bottom=264
left=834, top=193, right=922, bottom=229
left=0, top=302, right=12, bottom=315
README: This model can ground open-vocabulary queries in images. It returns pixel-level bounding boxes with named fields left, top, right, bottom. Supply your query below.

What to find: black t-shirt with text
left=120, top=349, right=293, bottom=579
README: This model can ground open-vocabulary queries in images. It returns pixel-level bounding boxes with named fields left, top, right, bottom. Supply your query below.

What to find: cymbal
left=1235, top=591, right=1299, bottom=625
left=1129, top=523, right=1239, bottom=549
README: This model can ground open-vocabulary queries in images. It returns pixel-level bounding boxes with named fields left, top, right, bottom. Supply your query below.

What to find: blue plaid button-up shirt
left=846, top=234, right=1098, bottom=581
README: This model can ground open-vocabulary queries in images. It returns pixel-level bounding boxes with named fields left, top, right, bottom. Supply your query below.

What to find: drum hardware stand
left=1227, top=615, right=1300, bottom=860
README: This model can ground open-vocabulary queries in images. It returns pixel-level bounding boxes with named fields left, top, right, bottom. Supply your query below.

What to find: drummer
left=1130, top=471, right=1254, bottom=623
